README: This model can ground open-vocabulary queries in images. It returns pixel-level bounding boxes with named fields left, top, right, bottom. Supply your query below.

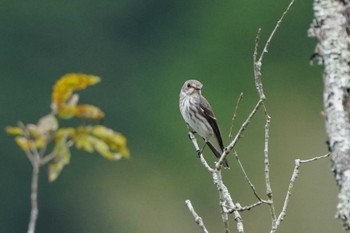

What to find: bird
left=179, top=79, right=229, bottom=168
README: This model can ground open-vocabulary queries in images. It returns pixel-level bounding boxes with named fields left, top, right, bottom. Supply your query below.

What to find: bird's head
left=181, top=80, right=203, bottom=95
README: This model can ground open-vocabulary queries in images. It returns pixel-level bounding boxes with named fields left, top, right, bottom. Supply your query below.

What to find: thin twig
left=263, top=113, right=276, bottom=221
left=253, top=29, right=265, bottom=100
left=185, top=200, right=210, bottom=233
left=27, top=160, right=40, bottom=233
left=39, top=152, right=55, bottom=166
left=233, top=151, right=268, bottom=203
left=270, top=153, right=330, bottom=233
left=258, top=0, right=295, bottom=64
left=17, top=122, right=41, bottom=233
left=216, top=99, right=264, bottom=169
left=18, top=122, right=36, bottom=165
left=299, top=153, right=330, bottom=163
left=237, top=201, right=264, bottom=211
left=229, top=92, right=244, bottom=139
left=188, top=131, right=214, bottom=173
left=252, top=0, right=296, bottom=225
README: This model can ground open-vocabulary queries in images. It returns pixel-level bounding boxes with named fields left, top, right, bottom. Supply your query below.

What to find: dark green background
left=0, top=0, right=342, bottom=232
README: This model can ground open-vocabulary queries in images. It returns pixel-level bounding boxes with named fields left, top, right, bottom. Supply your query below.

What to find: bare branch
left=252, top=0, right=296, bottom=225
left=216, top=99, right=264, bottom=169
left=233, top=151, right=268, bottom=203
left=270, top=154, right=330, bottom=233
left=27, top=157, right=40, bottom=233
left=185, top=200, right=210, bottom=233
left=263, top=113, right=277, bottom=221
left=188, top=131, right=214, bottom=173
left=229, top=92, right=244, bottom=139
left=236, top=201, right=264, bottom=211
left=253, top=29, right=265, bottom=100
left=258, top=0, right=295, bottom=64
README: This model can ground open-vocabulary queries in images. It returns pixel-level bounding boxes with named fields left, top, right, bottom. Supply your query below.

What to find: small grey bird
left=179, top=80, right=229, bottom=168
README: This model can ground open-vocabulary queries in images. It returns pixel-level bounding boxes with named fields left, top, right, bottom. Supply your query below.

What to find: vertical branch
left=214, top=171, right=232, bottom=233
left=19, top=122, right=42, bottom=233
left=263, top=114, right=276, bottom=221
left=213, top=170, right=243, bottom=233
left=253, top=0, right=295, bottom=225
left=188, top=132, right=244, bottom=232
left=27, top=161, right=40, bottom=233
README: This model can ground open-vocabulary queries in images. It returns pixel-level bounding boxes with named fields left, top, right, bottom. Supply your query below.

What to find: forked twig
left=270, top=154, right=330, bottom=233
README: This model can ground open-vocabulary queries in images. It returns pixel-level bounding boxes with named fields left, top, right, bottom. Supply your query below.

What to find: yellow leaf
left=75, top=104, right=105, bottom=120
left=27, top=124, right=42, bottom=138
left=15, top=136, right=31, bottom=151
left=6, top=126, right=24, bottom=136
left=34, top=136, right=47, bottom=149
left=93, top=138, right=115, bottom=160
left=74, top=134, right=95, bottom=153
left=52, top=73, right=100, bottom=106
left=48, top=137, right=71, bottom=182
left=91, top=125, right=130, bottom=158
left=8, top=122, right=49, bottom=151
left=72, top=126, right=130, bottom=160
left=56, top=105, right=77, bottom=119
left=55, top=128, right=75, bottom=143
left=51, top=73, right=101, bottom=119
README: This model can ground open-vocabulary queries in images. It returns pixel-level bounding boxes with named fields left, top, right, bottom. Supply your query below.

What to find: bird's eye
left=187, top=83, right=191, bottom=88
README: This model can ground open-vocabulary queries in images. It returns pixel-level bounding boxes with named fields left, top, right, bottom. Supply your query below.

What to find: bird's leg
left=197, top=140, right=208, bottom=157
left=187, top=130, right=196, bottom=141
left=187, top=131, right=202, bottom=157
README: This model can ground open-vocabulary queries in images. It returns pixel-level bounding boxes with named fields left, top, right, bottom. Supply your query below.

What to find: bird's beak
left=189, top=84, right=201, bottom=91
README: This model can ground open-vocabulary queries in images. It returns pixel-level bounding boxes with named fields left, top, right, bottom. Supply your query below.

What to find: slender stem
left=257, top=0, right=295, bottom=64
left=263, top=114, right=277, bottom=221
left=229, top=92, right=244, bottom=139
left=27, top=162, right=40, bottom=233
left=270, top=153, right=329, bottom=233
left=216, top=99, right=264, bottom=169
left=233, top=151, right=267, bottom=203
left=185, top=200, right=210, bottom=233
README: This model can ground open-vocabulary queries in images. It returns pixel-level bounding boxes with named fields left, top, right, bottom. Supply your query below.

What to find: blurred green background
left=0, top=0, right=343, bottom=232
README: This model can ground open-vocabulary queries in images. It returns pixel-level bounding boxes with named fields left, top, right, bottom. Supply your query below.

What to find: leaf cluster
left=6, top=73, right=129, bottom=181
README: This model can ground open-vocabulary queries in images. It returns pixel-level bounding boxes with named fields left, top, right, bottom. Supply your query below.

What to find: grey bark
left=308, top=0, right=350, bottom=229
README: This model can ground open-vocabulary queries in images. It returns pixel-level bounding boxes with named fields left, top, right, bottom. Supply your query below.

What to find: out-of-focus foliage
left=52, top=73, right=104, bottom=119
left=6, top=74, right=129, bottom=182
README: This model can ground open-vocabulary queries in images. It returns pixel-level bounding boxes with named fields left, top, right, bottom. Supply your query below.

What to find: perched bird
left=179, top=80, right=229, bottom=168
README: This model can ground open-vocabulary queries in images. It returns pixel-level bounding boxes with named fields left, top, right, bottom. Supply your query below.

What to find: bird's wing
left=199, top=96, right=224, bottom=150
